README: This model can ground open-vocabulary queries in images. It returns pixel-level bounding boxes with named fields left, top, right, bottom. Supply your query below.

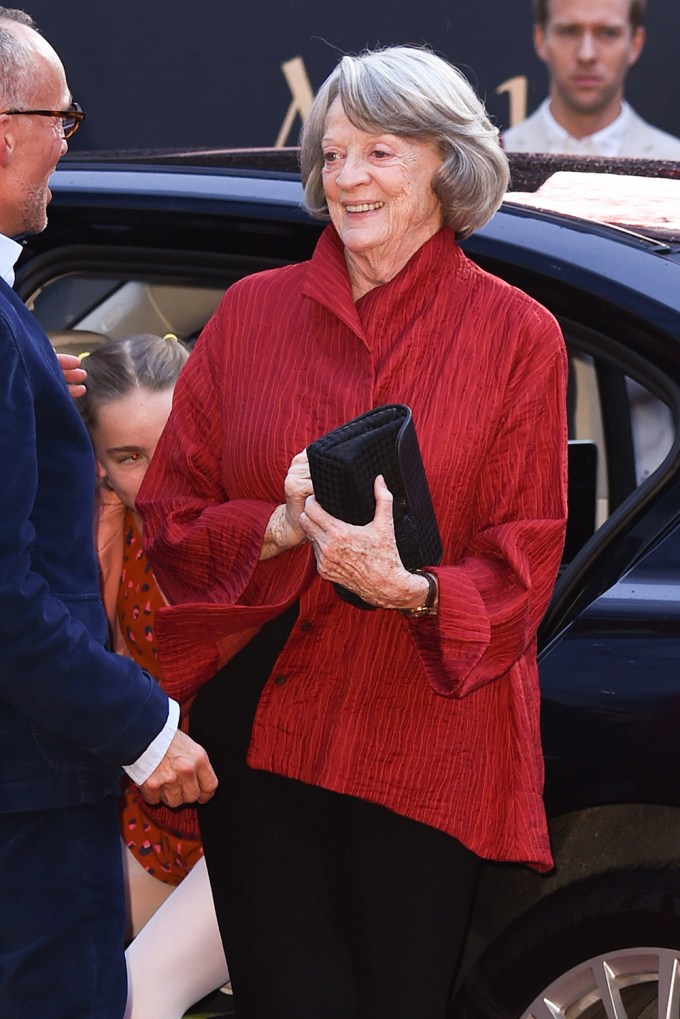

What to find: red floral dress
left=117, top=509, right=203, bottom=885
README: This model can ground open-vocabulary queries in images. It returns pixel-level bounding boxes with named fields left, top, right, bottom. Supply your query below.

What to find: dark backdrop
left=19, top=0, right=680, bottom=152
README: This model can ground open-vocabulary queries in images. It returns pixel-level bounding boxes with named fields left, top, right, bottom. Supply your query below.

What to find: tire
left=455, top=867, right=680, bottom=1019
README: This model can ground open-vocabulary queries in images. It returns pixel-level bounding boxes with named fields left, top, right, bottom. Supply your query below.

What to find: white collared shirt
left=0, top=229, right=178, bottom=786
left=0, top=232, right=24, bottom=286
left=539, top=99, right=632, bottom=157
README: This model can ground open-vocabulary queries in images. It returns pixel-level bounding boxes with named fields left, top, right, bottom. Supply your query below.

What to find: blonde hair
left=78, top=334, right=189, bottom=433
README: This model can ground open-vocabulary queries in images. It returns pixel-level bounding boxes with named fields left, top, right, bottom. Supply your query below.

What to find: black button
left=299, top=621, right=312, bottom=633
left=273, top=674, right=287, bottom=686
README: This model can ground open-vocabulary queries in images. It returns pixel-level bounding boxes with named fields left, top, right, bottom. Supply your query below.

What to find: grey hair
left=77, top=334, right=189, bottom=433
left=0, top=8, right=41, bottom=108
left=300, top=46, right=509, bottom=240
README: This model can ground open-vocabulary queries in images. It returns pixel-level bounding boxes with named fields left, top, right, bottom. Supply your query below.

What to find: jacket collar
left=301, top=224, right=461, bottom=344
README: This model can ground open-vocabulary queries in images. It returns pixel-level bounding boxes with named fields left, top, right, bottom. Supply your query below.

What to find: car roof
left=60, top=148, right=680, bottom=239
left=506, top=170, right=680, bottom=242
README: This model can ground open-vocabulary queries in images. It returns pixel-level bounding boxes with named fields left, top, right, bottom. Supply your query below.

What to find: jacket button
left=273, top=674, right=287, bottom=686
left=299, top=621, right=312, bottom=633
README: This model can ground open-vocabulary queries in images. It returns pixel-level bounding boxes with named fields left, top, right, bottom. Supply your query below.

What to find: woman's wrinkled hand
left=299, top=474, right=428, bottom=610
left=260, top=450, right=314, bottom=560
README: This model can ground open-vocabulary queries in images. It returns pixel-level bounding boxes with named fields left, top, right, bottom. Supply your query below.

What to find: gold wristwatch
left=401, top=569, right=438, bottom=618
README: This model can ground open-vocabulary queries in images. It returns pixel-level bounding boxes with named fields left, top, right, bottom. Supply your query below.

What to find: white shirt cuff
left=122, top=698, right=180, bottom=786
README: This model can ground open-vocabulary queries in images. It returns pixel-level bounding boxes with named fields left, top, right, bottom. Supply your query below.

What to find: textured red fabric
left=138, top=226, right=568, bottom=871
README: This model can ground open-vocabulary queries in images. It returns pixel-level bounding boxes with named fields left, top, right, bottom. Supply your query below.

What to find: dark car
left=21, top=150, right=680, bottom=1018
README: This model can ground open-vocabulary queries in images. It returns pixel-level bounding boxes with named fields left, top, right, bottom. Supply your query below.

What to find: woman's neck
left=343, top=226, right=441, bottom=301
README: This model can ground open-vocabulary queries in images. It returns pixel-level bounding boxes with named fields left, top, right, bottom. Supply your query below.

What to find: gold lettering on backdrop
left=274, top=60, right=529, bottom=146
left=496, top=75, right=528, bottom=127
left=275, top=57, right=315, bottom=147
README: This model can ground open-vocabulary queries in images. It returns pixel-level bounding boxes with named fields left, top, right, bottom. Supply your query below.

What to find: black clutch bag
left=307, top=404, right=443, bottom=609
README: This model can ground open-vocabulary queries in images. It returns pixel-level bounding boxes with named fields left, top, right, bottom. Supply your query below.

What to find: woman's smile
left=343, top=201, right=386, bottom=213
left=321, top=97, right=443, bottom=297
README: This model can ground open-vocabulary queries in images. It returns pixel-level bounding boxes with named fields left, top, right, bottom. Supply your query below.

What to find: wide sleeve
left=138, top=294, right=313, bottom=611
left=407, top=309, right=568, bottom=697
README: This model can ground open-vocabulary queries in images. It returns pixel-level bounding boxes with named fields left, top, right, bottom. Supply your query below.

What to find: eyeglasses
left=1, top=101, right=86, bottom=140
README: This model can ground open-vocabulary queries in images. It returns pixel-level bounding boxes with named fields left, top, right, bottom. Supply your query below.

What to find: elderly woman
left=138, top=45, right=568, bottom=1019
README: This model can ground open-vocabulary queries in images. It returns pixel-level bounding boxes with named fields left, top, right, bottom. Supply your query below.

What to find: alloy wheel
left=521, top=947, right=680, bottom=1019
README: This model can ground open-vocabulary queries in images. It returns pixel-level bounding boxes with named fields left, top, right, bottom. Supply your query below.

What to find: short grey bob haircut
left=300, top=46, right=509, bottom=241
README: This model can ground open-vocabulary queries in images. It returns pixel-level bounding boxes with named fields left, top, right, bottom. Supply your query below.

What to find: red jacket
left=138, top=226, right=568, bottom=870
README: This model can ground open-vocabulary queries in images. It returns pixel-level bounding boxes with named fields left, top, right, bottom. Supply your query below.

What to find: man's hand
left=138, top=729, right=218, bottom=807
left=56, top=352, right=87, bottom=399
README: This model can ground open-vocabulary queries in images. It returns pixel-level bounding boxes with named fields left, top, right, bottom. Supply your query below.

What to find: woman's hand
left=56, top=352, right=87, bottom=399
left=299, top=474, right=431, bottom=610
left=260, top=451, right=314, bottom=560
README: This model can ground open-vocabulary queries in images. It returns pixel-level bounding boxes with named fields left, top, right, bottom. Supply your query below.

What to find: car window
left=627, top=376, right=674, bottom=485
left=30, top=276, right=224, bottom=348
left=562, top=336, right=677, bottom=564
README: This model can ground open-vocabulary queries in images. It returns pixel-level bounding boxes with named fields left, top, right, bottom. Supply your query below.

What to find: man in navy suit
left=0, top=9, right=217, bottom=1017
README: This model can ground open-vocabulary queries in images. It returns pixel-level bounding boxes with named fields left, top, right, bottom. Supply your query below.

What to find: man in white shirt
left=0, top=9, right=217, bottom=1018
left=503, top=0, right=680, bottom=158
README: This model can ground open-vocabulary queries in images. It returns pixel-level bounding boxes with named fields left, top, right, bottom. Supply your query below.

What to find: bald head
left=0, top=10, right=65, bottom=110
left=0, top=6, right=36, bottom=29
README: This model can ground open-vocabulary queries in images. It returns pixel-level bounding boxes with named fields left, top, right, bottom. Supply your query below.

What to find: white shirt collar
left=0, top=233, right=25, bottom=287
left=540, top=99, right=631, bottom=157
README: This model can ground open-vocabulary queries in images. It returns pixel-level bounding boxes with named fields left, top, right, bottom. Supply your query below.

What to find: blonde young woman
left=75, top=335, right=229, bottom=1018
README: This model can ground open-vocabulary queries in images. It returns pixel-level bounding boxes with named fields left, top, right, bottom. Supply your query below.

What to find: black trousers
left=191, top=608, right=480, bottom=1019
left=0, top=796, right=126, bottom=1019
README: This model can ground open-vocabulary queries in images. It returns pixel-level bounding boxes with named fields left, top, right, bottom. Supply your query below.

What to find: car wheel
left=455, top=868, right=680, bottom=1018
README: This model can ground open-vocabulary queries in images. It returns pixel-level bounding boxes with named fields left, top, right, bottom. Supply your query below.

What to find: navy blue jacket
left=0, top=279, right=169, bottom=812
